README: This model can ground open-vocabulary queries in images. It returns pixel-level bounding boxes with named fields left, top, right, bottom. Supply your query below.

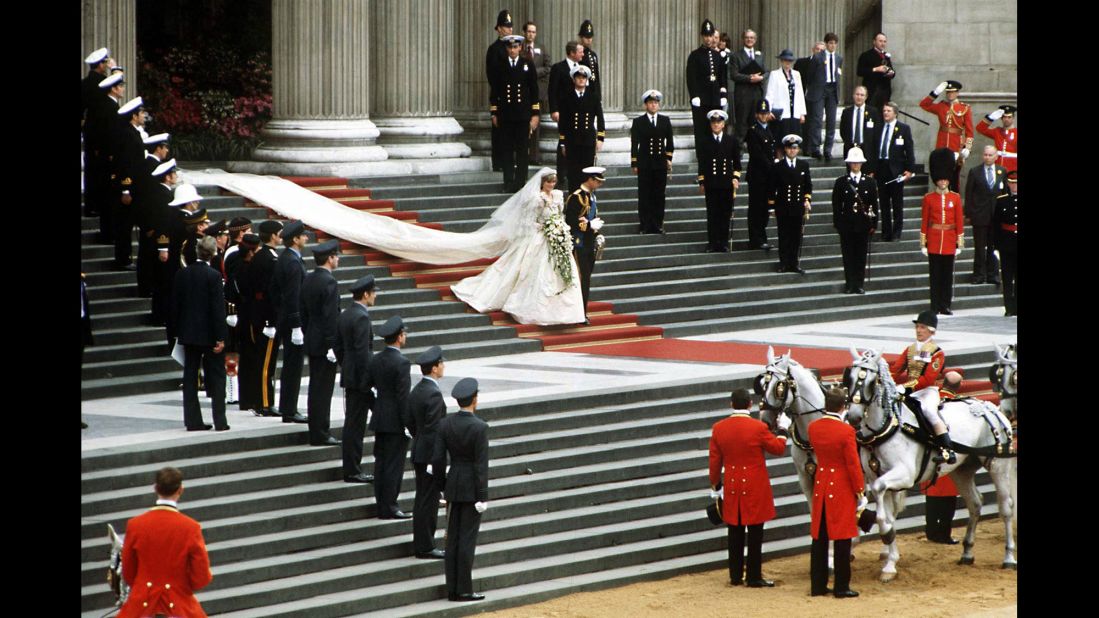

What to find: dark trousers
left=413, top=462, right=441, bottom=553
left=637, top=167, right=668, bottom=232
left=499, top=120, right=530, bottom=190
left=306, top=355, right=337, bottom=442
left=573, top=246, right=595, bottom=315
left=238, top=325, right=279, bottom=411
left=691, top=105, right=721, bottom=159
left=928, top=253, right=956, bottom=312
left=373, top=432, right=410, bottom=517
left=342, top=389, right=371, bottom=477
left=776, top=214, right=804, bottom=269
left=727, top=523, right=765, bottom=583
left=777, top=117, right=803, bottom=143
left=747, top=174, right=771, bottom=247
left=277, top=329, right=304, bottom=419
left=704, top=184, right=734, bottom=251
left=182, top=344, right=227, bottom=430
left=94, top=157, right=113, bottom=238
left=999, top=247, right=1017, bottom=314
left=822, top=83, right=839, bottom=156
left=112, top=197, right=134, bottom=266
left=564, top=144, right=595, bottom=193
left=971, top=224, right=1000, bottom=281
left=806, top=98, right=824, bottom=154
left=445, top=501, right=483, bottom=596
left=868, top=85, right=890, bottom=110
left=877, top=178, right=905, bottom=240
left=529, top=118, right=542, bottom=164
left=555, top=148, right=569, bottom=192
left=136, top=229, right=157, bottom=296
left=924, top=495, right=957, bottom=541
left=84, top=145, right=106, bottom=216
left=490, top=124, right=502, bottom=171
left=810, top=502, right=853, bottom=593
left=733, top=88, right=762, bottom=142
left=838, top=229, right=871, bottom=290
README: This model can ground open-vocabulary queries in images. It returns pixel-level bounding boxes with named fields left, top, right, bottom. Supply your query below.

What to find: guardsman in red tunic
left=807, top=388, right=866, bottom=598
left=921, top=148, right=966, bottom=316
left=920, top=371, right=962, bottom=544
left=120, top=467, right=212, bottom=618
left=920, top=80, right=975, bottom=191
left=889, top=310, right=957, bottom=464
left=708, top=388, right=789, bottom=587
left=976, top=105, right=1017, bottom=173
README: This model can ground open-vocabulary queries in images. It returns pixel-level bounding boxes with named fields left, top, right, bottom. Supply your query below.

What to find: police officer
left=630, top=90, right=674, bottom=234
left=686, top=19, right=727, bottom=158
left=432, top=377, right=490, bottom=602
left=921, top=148, right=965, bottom=316
left=993, top=170, right=1018, bottom=316
left=301, top=239, right=342, bottom=446
left=745, top=99, right=778, bottom=251
left=557, top=65, right=605, bottom=193
left=696, top=109, right=742, bottom=253
left=409, top=345, right=447, bottom=559
left=492, top=34, right=541, bottom=192
left=269, top=220, right=310, bottom=424
left=486, top=9, right=514, bottom=172
left=920, top=80, right=975, bottom=192
left=335, top=275, right=378, bottom=482
left=578, top=19, right=601, bottom=103
left=831, top=146, right=879, bottom=294
left=768, top=135, right=813, bottom=274
left=369, top=316, right=413, bottom=520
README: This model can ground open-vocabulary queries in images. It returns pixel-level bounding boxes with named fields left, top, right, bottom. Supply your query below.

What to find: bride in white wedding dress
left=451, top=169, right=586, bottom=325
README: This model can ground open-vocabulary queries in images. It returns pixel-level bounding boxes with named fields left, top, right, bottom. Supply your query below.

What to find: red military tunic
left=889, top=340, right=945, bottom=391
left=976, top=120, right=1017, bottom=172
left=808, top=414, right=865, bottom=540
left=708, top=411, right=788, bottom=525
left=120, top=505, right=212, bottom=618
left=920, top=96, right=975, bottom=153
left=921, top=190, right=964, bottom=255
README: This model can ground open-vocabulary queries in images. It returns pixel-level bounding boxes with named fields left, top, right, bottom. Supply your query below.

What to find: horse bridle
left=756, top=362, right=825, bottom=451
left=845, top=359, right=901, bottom=447
left=989, top=354, right=1018, bottom=401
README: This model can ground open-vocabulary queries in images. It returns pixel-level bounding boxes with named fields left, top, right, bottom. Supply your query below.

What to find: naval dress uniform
left=486, top=35, right=509, bottom=171
left=768, top=155, right=813, bottom=272
left=557, top=86, right=605, bottom=194
left=492, top=53, right=541, bottom=192
left=564, top=185, right=598, bottom=315
left=831, top=171, right=879, bottom=293
left=921, top=189, right=965, bottom=314
left=269, top=245, right=307, bottom=421
left=708, top=409, right=788, bottom=585
left=697, top=129, right=743, bottom=252
left=119, top=502, right=212, bottom=618
left=630, top=110, right=674, bottom=234
left=807, top=412, right=865, bottom=597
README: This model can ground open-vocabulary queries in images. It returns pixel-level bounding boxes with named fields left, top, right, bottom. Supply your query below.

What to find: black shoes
left=344, top=473, right=374, bottom=483
left=834, top=589, right=859, bottom=598
left=283, top=414, right=308, bottom=424
left=253, top=408, right=280, bottom=417
left=730, top=579, right=743, bottom=586
left=759, top=242, right=772, bottom=251
left=970, top=275, right=985, bottom=285
left=112, top=262, right=137, bottom=271
left=186, top=424, right=213, bottom=431
left=793, top=267, right=807, bottom=275
left=449, top=593, right=485, bottom=602
left=843, top=286, right=853, bottom=294
left=777, top=264, right=788, bottom=273
left=929, top=536, right=959, bottom=545
left=415, top=549, right=446, bottom=559
left=311, top=436, right=340, bottom=446
left=810, top=587, right=832, bottom=597
left=379, top=510, right=413, bottom=520
left=746, top=578, right=775, bottom=588
left=215, top=425, right=230, bottom=431
left=938, top=308, right=953, bottom=316
left=854, top=287, right=865, bottom=294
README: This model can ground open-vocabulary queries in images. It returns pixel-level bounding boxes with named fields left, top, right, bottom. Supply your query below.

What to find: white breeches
left=913, top=387, right=942, bottom=429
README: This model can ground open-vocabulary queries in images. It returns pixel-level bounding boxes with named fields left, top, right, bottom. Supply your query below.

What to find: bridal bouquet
left=542, top=211, right=576, bottom=292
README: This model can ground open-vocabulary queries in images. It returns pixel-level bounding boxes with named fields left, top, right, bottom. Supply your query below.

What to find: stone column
left=231, top=0, right=393, bottom=177
left=81, top=0, right=136, bottom=89
left=369, top=0, right=476, bottom=172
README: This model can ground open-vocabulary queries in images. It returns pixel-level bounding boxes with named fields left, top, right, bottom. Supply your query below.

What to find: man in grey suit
left=408, top=346, right=448, bottom=559
left=301, top=239, right=342, bottom=446
left=433, top=377, right=489, bottom=602
left=964, top=145, right=1007, bottom=284
left=369, top=316, right=413, bottom=519
left=730, top=29, right=766, bottom=143
left=336, top=275, right=377, bottom=483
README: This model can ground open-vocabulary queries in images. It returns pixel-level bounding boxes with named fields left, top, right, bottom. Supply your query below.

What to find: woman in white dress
left=451, top=170, right=586, bottom=325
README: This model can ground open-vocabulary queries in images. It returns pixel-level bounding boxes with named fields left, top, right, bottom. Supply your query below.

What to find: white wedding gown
left=451, top=188, right=586, bottom=325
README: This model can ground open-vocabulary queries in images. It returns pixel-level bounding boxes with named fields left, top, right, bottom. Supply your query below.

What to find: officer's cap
left=228, top=216, right=252, bottom=232
left=641, top=89, right=663, bottom=104
left=182, top=208, right=209, bottom=225
left=579, top=19, right=594, bottom=38
left=350, top=275, right=377, bottom=295
left=117, top=96, right=144, bottom=116
left=945, top=80, right=963, bottom=92
left=452, top=377, right=479, bottom=400
left=844, top=147, right=867, bottom=164
left=258, top=220, right=284, bottom=234
left=143, top=132, right=170, bottom=146
left=999, top=104, right=1016, bottom=116
left=98, top=73, right=124, bottom=90
left=376, top=315, right=406, bottom=338
left=928, top=147, right=956, bottom=183
left=417, top=345, right=445, bottom=366
left=777, top=49, right=796, bottom=61
left=280, top=220, right=306, bottom=239
left=168, top=183, right=203, bottom=206
left=110, top=66, right=125, bottom=74
left=755, top=99, right=771, bottom=114
left=240, top=233, right=261, bottom=249
left=1005, top=170, right=1017, bottom=183
left=311, top=239, right=340, bottom=261
left=152, top=158, right=178, bottom=178
left=207, top=220, right=229, bottom=236
left=913, top=310, right=939, bottom=331
left=85, top=48, right=110, bottom=65
left=782, top=134, right=802, bottom=147
left=496, top=9, right=512, bottom=28
left=582, top=166, right=606, bottom=182
left=700, top=19, right=715, bottom=36
left=707, top=109, right=728, bottom=122
left=570, top=64, right=592, bottom=79
left=503, top=34, right=525, bottom=46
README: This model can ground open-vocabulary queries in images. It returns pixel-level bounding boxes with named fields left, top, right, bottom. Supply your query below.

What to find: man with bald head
left=964, top=145, right=1007, bottom=285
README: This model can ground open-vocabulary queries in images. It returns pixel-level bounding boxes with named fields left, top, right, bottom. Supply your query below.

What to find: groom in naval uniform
left=564, top=166, right=606, bottom=324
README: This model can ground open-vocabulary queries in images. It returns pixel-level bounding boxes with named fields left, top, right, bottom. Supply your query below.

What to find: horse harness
left=756, top=364, right=826, bottom=477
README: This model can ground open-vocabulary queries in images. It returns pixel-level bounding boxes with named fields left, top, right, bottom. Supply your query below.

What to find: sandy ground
left=482, top=519, right=1016, bottom=618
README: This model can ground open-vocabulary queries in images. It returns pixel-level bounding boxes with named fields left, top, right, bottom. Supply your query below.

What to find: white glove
left=988, top=108, right=1005, bottom=121
left=921, top=247, right=929, bottom=257
left=856, top=494, right=869, bottom=512
left=589, top=217, right=604, bottom=232
left=960, top=147, right=971, bottom=159
left=291, top=327, right=304, bottom=346
left=262, top=326, right=276, bottom=339
left=955, top=247, right=962, bottom=256
left=426, top=464, right=433, bottom=475
left=691, top=97, right=701, bottom=107
left=595, top=234, right=606, bottom=248
left=225, top=315, right=238, bottom=327
left=405, top=428, right=413, bottom=439
left=776, top=414, right=792, bottom=432
left=932, top=81, right=948, bottom=96
left=474, top=501, right=488, bottom=513
left=720, top=97, right=727, bottom=109
left=326, top=348, right=337, bottom=363
left=709, top=488, right=722, bottom=501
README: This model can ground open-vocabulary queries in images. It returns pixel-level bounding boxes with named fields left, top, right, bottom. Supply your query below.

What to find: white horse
left=989, top=343, right=1017, bottom=422
left=843, top=348, right=1017, bottom=582
left=108, top=523, right=129, bottom=610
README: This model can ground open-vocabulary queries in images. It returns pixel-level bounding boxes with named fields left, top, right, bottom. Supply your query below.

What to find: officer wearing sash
left=920, top=80, right=975, bottom=192
left=831, top=146, right=879, bottom=294
left=564, top=166, right=606, bottom=323
left=889, top=310, right=956, bottom=464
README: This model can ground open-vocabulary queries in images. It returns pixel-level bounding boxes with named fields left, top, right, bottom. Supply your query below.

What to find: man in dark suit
left=730, top=29, right=766, bottom=144
left=745, top=99, right=780, bottom=251
left=831, top=147, right=879, bottom=294
left=300, top=239, right=342, bottom=446
left=409, top=346, right=448, bottom=559
left=336, top=275, right=378, bottom=483
left=866, top=101, right=916, bottom=241
left=564, top=166, right=606, bottom=322
left=492, top=35, right=541, bottom=192
left=269, top=220, right=310, bottom=424
left=697, top=110, right=743, bottom=253
left=839, top=85, right=880, bottom=158
left=686, top=19, right=727, bottom=158
left=369, top=316, right=413, bottom=519
left=486, top=9, right=514, bottom=172
left=630, top=89, right=674, bottom=234
left=432, top=377, right=490, bottom=602
left=819, top=34, right=843, bottom=161
left=557, top=65, right=605, bottom=193
left=768, top=135, right=813, bottom=274
left=857, top=33, right=896, bottom=109
left=964, top=145, right=1007, bottom=285
left=548, top=41, right=587, bottom=190
left=795, top=42, right=826, bottom=159
left=238, top=221, right=283, bottom=417
left=521, top=21, right=552, bottom=164
left=172, top=235, right=229, bottom=431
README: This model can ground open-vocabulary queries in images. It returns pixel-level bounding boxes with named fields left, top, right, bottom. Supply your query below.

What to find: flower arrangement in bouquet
left=541, top=211, right=576, bottom=293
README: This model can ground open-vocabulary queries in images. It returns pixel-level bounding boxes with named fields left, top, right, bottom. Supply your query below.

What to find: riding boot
left=934, top=433, right=957, bottom=465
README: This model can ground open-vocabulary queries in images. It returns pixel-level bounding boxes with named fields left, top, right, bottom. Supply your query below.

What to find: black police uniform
left=686, top=44, right=727, bottom=156
left=745, top=118, right=780, bottom=248
left=369, top=340, right=413, bottom=518
left=831, top=172, right=879, bottom=292
left=408, top=373, right=447, bottom=555
left=300, top=258, right=341, bottom=444
left=335, top=297, right=374, bottom=478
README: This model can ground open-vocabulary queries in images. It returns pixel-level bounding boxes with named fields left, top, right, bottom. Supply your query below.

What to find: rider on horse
left=888, top=310, right=957, bottom=464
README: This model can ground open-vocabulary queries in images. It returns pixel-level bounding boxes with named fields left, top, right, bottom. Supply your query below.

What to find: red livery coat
left=807, top=415, right=865, bottom=540
left=889, top=341, right=945, bottom=391
left=975, top=120, right=1017, bottom=172
left=120, top=506, right=212, bottom=618
left=920, top=96, right=975, bottom=153
left=920, top=474, right=959, bottom=497
left=708, top=412, right=787, bottom=525
left=921, top=191, right=964, bottom=255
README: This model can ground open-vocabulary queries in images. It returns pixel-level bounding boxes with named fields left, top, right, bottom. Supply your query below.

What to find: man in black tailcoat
left=369, top=316, right=413, bottom=520
left=408, top=346, right=448, bottom=559
left=301, top=239, right=342, bottom=446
